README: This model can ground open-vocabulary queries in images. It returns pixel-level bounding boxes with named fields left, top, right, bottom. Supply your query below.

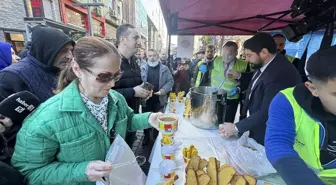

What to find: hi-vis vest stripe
left=281, top=87, right=336, bottom=185
left=195, top=57, right=248, bottom=100
left=286, top=54, right=295, bottom=63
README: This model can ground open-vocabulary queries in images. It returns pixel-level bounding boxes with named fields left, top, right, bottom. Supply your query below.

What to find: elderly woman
left=12, top=37, right=161, bottom=185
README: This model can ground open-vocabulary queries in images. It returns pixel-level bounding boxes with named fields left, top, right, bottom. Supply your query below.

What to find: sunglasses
left=85, top=68, right=123, bottom=83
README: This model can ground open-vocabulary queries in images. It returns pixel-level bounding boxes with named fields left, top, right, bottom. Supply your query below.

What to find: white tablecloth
left=146, top=102, right=285, bottom=185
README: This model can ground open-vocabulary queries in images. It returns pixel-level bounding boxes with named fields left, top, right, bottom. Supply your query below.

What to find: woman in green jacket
left=12, top=37, right=161, bottom=185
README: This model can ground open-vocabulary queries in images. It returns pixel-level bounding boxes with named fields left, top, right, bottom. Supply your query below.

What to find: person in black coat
left=219, top=32, right=302, bottom=145
left=112, top=24, right=152, bottom=148
left=17, top=41, right=31, bottom=59
left=0, top=25, right=74, bottom=103
left=0, top=116, right=25, bottom=185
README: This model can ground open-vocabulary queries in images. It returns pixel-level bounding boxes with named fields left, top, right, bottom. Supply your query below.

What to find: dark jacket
left=17, top=41, right=31, bottom=59
left=236, top=54, right=301, bottom=145
left=1, top=125, right=25, bottom=185
left=0, top=42, right=12, bottom=70
left=174, top=69, right=192, bottom=94
left=141, top=63, right=174, bottom=106
left=113, top=56, right=142, bottom=113
left=0, top=26, right=74, bottom=103
left=266, top=84, right=335, bottom=185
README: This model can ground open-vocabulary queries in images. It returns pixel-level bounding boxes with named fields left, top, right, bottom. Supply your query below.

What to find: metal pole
left=87, top=6, right=93, bottom=36
left=167, top=34, right=172, bottom=69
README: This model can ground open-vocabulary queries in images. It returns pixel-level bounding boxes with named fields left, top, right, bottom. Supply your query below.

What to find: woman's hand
left=148, top=112, right=163, bottom=130
left=0, top=115, right=13, bottom=133
left=86, top=160, right=113, bottom=182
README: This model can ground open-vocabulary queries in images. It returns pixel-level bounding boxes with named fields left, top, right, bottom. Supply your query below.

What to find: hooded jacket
left=0, top=42, right=12, bottom=70
left=266, top=84, right=336, bottom=185
left=0, top=25, right=74, bottom=103
left=17, top=41, right=31, bottom=59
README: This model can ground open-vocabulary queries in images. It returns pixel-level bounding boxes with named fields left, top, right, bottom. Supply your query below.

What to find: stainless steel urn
left=189, top=86, right=227, bottom=130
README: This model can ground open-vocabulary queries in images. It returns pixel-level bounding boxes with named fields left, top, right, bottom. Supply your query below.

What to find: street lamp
left=73, top=3, right=104, bottom=36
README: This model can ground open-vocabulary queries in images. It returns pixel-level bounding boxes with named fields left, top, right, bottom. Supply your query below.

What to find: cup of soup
left=158, top=114, right=178, bottom=135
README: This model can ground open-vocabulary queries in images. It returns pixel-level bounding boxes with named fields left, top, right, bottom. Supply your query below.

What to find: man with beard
left=0, top=25, right=74, bottom=102
left=141, top=49, right=174, bottom=145
left=113, top=24, right=152, bottom=148
left=273, top=34, right=300, bottom=68
left=219, top=32, right=301, bottom=145
left=192, top=44, right=220, bottom=87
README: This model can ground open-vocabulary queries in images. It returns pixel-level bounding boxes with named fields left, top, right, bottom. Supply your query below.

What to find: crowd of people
left=0, top=23, right=334, bottom=185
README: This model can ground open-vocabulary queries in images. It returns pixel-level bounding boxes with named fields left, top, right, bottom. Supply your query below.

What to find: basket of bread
left=185, top=156, right=257, bottom=185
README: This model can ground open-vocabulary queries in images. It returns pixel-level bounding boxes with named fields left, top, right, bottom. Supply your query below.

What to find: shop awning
left=24, top=17, right=87, bottom=35
left=159, top=0, right=301, bottom=35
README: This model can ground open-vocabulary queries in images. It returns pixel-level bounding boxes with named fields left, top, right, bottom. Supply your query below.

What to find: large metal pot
left=189, top=86, right=227, bottom=130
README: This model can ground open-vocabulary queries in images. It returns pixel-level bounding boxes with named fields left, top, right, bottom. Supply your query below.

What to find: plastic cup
left=158, top=114, right=178, bottom=135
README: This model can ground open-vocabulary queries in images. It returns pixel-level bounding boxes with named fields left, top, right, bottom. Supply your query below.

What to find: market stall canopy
left=159, top=0, right=301, bottom=35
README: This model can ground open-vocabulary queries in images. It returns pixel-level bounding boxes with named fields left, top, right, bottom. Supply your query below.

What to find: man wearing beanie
left=0, top=25, right=74, bottom=102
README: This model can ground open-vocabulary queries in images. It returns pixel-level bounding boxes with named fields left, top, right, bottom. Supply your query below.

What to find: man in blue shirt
left=266, top=46, right=336, bottom=185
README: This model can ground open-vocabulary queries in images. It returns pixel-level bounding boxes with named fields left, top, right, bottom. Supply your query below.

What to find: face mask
left=148, top=61, right=159, bottom=67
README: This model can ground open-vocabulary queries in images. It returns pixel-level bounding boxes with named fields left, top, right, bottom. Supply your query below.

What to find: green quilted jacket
left=11, top=80, right=151, bottom=185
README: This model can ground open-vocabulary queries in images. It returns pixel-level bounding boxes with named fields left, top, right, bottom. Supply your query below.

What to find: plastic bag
left=224, top=132, right=276, bottom=177
left=96, top=135, right=146, bottom=185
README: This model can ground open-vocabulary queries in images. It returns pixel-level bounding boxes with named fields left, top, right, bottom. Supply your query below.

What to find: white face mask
left=148, top=61, right=159, bottom=67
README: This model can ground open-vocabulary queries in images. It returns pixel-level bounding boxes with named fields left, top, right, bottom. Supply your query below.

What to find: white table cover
left=146, top=102, right=285, bottom=185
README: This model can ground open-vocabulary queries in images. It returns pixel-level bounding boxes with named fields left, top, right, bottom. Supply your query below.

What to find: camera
left=282, top=0, right=336, bottom=42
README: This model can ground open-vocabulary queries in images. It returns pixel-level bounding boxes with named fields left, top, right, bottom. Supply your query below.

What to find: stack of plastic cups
left=183, top=98, right=191, bottom=118
left=169, top=93, right=176, bottom=113
left=158, top=113, right=179, bottom=180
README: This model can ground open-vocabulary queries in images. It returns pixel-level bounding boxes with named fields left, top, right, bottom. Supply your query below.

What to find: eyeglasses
left=84, top=68, right=123, bottom=83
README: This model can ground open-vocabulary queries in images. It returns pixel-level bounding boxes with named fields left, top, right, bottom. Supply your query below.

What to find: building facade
left=0, top=0, right=27, bottom=52
left=135, top=0, right=148, bottom=49
left=59, top=0, right=106, bottom=37
left=141, top=0, right=166, bottom=52
left=103, top=0, right=123, bottom=41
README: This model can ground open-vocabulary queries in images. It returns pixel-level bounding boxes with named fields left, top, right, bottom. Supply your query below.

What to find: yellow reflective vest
left=281, top=87, right=336, bottom=185
left=286, top=54, right=295, bottom=63
left=195, top=57, right=248, bottom=99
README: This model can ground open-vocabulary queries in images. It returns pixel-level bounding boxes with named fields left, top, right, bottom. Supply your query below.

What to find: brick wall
left=0, top=0, right=27, bottom=41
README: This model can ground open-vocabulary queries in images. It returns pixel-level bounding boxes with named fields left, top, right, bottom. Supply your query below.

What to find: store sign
left=30, top=0, right=45, bottom=17
left=65, top=8, right=86, bottom=28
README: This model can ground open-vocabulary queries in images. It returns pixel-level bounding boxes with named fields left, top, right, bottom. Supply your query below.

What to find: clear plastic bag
left=224, top=132, right=276, bottom=177
left=96, top=135, right=146, bottom=185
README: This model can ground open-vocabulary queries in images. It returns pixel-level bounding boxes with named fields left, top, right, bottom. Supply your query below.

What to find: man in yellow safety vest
left=273, top=34, right=299, bottom=68
left=193, top=42, right=249, bottom=122
left=265, top=46, right=336, bottom=185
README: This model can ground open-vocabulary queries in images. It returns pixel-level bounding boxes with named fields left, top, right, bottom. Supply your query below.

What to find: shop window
left=4, top=32, right=25, bottom=53
left=117, top=6, right=121, bottom=16
left=109, top=0, right=114, bottom=10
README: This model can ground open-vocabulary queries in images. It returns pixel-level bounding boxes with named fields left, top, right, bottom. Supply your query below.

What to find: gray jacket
left=140, top=63, right=174, bottom=106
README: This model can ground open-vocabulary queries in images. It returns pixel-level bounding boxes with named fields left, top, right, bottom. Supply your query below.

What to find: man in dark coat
left=113, top=24, right=152, bottom=148
left=219, top=32, right=301, bottom=145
